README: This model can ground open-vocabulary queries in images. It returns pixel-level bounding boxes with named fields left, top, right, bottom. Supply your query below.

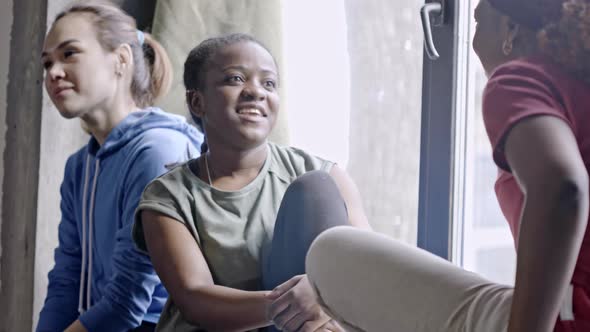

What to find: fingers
left=270, top=274, right=304, bottom=299
left=272, top=306, right=301, bottom=331
left=296, top=314, right=331, bottom=332
left=268, top=295, right=293, bottom=326
left=319, top=320, right=346, bottom=332
left=282, top=311, right=306, bottom=332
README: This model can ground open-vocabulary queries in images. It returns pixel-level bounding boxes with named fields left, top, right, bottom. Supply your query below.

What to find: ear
left=505, top=20, right=520, bottom=45
left=186, top=89, right=206, bottom=121
left=114, top=43, right=134, bottom=77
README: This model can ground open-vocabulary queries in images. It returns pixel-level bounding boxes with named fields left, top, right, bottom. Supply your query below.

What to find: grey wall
left=0, top=0, right=12, bottom=284
left=32, top=3, right=89, bottom=330
left=0, top=0, right=47, bottom=331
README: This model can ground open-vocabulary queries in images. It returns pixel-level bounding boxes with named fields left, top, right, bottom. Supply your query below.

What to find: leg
left=262, top=170, right=349, bottom=290
left=306, top=227, right=513, bottom=332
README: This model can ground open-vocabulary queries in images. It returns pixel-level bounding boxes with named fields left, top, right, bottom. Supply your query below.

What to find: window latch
left=420, top=1, right=445, bottom=60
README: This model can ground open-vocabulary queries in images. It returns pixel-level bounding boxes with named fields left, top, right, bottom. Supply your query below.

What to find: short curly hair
left=539, top=0, right=590, bottom=83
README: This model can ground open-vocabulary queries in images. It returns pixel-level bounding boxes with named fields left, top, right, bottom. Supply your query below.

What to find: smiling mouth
left=237, top=108, right=266, bottom=117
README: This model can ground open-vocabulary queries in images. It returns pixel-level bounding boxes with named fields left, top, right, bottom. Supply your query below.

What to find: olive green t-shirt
left=133, top=142, right=333, bottom=331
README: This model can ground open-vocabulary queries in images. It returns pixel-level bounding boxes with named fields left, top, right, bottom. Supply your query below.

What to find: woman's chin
left=55, top=105, right=82, bottom=119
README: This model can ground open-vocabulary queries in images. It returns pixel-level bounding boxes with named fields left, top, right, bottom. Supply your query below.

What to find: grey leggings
left=262, top=170, right=349, bottom=330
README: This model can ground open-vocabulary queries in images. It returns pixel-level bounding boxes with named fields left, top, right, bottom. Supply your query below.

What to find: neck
left=82, top=96, right=138, bottom=145
left=206, top=141, right=268, bottom=178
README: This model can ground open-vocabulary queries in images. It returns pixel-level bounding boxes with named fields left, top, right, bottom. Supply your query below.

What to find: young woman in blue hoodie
left=37, top=2, right=203, bottom=332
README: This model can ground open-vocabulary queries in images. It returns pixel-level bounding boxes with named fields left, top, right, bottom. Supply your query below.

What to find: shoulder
left=268, top=142, right=334, bottom=180
left=62, top=144, right=90, bottom=178
left=483, top=57, right=576, bottom=170
left=129, top=129, right=198, bottom=168
left=136, top=127, right=196, bottom=149
left=138, top=163, right=196, bottom=220
left=144, top=162, right=194, bottom=195
left=485, top=57, right=564, bottom=100
left=482, top=56, right=570, bottom=125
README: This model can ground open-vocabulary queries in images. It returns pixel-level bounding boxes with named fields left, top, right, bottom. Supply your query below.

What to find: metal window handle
left=421, top=1, right=444, bottom=60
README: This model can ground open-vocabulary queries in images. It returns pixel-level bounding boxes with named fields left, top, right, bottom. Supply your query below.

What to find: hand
left=317, top=319, right=347, bottom=332
left=267, top=275, right=330, bottom=331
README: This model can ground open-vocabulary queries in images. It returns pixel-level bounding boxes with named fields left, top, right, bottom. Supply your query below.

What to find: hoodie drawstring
left=87, top=159, right=100, bottom=310
left=78, top=155, right=100, bottom=314
left=78, top=155, right=90, bottom=314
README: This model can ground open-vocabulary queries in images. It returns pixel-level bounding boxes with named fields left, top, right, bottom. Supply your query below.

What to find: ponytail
left=140, top=32, right=173, bottom=106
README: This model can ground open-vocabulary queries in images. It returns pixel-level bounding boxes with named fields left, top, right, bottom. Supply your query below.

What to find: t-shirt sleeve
left=291, top=146, right=334, bottom=173
left=133, top=174, right=193, bottom=252
left=483, top=60, right=572, bottom=171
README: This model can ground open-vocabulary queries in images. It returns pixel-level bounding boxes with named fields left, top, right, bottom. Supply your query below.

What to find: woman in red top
left=306, top=0, right=590, bottom=331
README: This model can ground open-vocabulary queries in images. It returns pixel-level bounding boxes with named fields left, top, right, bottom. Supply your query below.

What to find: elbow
left=173, top=287, right=231, bottom=332
left=181, top=313, right=235, bottom=332
left=525, top=173, right=589, bottom=230
left=176, top=300, right=209, bottom=329
left=557, top=176, right=589, bottom=226
left=546, top=175, right=589, bottom=230
left=172, top=287, right=208, bottom=328
left=181, top=311, right=238, bottom=332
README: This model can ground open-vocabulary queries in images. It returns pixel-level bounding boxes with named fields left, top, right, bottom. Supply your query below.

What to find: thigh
left=307, top=226, right=512, bottom=332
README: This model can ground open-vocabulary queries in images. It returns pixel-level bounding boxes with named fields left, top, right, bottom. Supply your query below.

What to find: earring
left=502, top=40, right=513, bottom=56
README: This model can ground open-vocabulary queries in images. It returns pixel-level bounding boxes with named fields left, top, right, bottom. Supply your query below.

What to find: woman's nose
left=241, top=82, right=266, bottom=100
left=47, top=62, right=65, bottom=81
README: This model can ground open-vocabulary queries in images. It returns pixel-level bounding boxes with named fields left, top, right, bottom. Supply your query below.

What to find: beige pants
left=306, top=226, right=513, bottom=332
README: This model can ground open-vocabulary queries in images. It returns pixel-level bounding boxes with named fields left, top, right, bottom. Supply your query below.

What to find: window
left=284, top=0, right=425, bottom=243
left=458, top=0, right=516, bottom=285
left=418, top=0, right=516, bottom=285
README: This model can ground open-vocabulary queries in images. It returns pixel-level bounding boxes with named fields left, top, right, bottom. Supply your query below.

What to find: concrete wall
left=32, top=1, right=90, bottom=328
left=0, top=0, right=47, bottom=330
left=0, top=0, right=13, bottom=286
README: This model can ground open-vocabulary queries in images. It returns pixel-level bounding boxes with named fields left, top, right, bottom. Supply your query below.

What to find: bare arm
left=504, top=116, right=589, bottom=332
left=329, top=165, right=372, bottom=230
left=141, top=210, right=273, bottom=332
left=64, top=320, right=87, bottom=332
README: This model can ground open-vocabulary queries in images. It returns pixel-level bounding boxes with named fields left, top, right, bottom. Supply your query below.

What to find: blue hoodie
left=37, top=108, right=203, bottom=332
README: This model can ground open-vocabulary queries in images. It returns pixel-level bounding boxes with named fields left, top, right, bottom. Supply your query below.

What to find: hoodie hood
left=88, top=107, right=203, bottom=158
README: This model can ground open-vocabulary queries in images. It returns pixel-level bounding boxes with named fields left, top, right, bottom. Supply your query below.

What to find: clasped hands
left=267, top=275, right=345, bottom=332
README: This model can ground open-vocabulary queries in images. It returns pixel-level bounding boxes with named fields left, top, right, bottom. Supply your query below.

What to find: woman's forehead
left=44, top=14, right=97, bottom=50
left=209, top=42, right=277, bottom=73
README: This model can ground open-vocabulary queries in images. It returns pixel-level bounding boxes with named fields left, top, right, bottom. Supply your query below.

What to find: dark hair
left=489, top=0, right=590, bottom=83
left=53, top=0, right=173, bottom=107
left=183, top=33, right=276, bottom=132
left=539, top=0, right=590, bottom=83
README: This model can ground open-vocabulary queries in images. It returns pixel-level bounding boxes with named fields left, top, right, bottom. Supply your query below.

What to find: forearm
left=508, top=183, right=588, bottom=332
left=177, top=285, right=272, bottom=331
left=64, top=320, right=87, bottom=332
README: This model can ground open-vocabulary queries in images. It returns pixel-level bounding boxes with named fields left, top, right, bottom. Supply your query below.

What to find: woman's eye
left=63, top=50, right=77, bottom=58
left=43, top=61, right=52, bottom=70
left=228, top=75, right=245, bottom=83
left=264, top=80, right=277, bottom=89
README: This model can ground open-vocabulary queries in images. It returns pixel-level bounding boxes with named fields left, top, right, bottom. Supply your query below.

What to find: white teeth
left=238, top=108, right=263, bottom=116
